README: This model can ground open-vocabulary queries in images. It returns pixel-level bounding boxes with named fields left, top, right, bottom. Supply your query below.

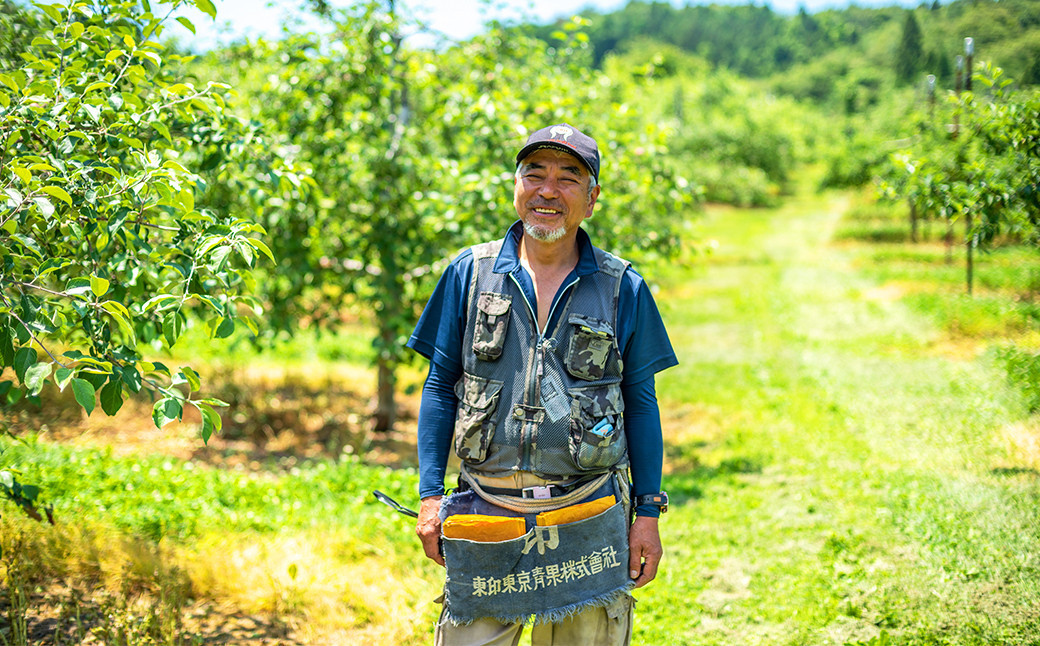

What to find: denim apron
left=439, top=474, right=633, bottom=626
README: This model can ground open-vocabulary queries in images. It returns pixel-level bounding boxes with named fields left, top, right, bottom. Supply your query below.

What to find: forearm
left=622, top=376, right=664, bottom=517
left=417, top=360, right=460, bottom=498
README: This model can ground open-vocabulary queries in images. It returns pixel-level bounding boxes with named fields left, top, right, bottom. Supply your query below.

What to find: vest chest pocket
left=565, top=314, right=616, bottom=381
left=454, top=373, right=504, bottom=463
left=472, top=292, right=512, bottom=361
left=569, top=385, right=627, bottom=471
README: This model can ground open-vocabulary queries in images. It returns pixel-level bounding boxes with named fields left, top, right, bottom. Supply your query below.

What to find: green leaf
left=120, top=365, right=142, bottom=393
left=0, top=323, right=14, bottom=368
left=54, top=367, right=74, bottom=391
left=41, top=185, right=72, bottom=206
left=194, top=0, right=217, bottom=19
left=142, top=294, right=178, bottom=312
left=71, top=378, right=96, bottom=416
left=24, top=362, right=51, bottom=396
left=199, top=403, right=221, bottom=444
left=152, top=396, right=182, bottom=428
left=33, top=197, right=54, bottom=216
left=100, top=380, right=124, bottom=415
left=195, top=397, right=229, bottom=407
left=214, top=316, right=235, bottom=339
left=14, top=346, right=38, bottom=382
left=100, top=301, right=136, bottom=345
left=176, top=16, right=196, bottom=34
left=0, top=73, right=19, bottom=92
left=178, top=366, right=201, bottom=392
left=11, top=233, right=43, bottom=258
left=84, top=81, right=113, bottom=93
left=90, top=274, right=110, bottom=298
left=37, top=4, right=63, bottom=23
left=152, top=120, right=172, bottom=143
left=13, top=167, right=30, bottom=184
left=163, top=311, right=184, bottom=346
left=19, top=484, right=39, bottom=502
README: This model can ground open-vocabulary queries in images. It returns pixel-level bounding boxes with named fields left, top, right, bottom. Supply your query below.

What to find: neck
left=519, top=230, right=581, bottom=274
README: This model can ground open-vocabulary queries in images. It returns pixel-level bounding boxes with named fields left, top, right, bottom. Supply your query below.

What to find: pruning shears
left=372, top=490, right=419, bottom=518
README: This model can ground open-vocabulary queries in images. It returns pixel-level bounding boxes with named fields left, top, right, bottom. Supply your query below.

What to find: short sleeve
left=616, top=268, right=678, bottom=386
left=406, top=249, right=474, bottom=375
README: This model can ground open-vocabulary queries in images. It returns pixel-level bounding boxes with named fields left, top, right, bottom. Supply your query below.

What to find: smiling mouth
left=532, top=207, right=561, bottom=216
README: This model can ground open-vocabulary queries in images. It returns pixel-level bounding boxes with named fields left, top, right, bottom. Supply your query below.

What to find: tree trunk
left=966, top=211, right=975, bottom=295
left=909, top=201, right=919, bottom=243
left=373, top=330, right=397, bottom=432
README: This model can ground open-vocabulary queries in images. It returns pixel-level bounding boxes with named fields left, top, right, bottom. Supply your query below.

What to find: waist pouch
left=439, top=477, right=633, bottom=626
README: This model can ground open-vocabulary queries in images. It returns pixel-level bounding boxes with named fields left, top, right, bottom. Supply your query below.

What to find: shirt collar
left=493, top=220, right=599, bottom=276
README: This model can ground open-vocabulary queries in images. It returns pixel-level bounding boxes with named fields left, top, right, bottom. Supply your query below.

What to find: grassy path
left=641, top=192, right=1040, bottom=645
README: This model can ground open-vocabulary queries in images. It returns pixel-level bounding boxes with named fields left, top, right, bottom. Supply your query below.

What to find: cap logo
left=549, top=126, right=573, bottom=141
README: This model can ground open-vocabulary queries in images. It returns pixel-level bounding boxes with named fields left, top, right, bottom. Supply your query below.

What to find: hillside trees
left=0, top=0, right=301, bottom=516
left=211, top=6, right=697, bottom=431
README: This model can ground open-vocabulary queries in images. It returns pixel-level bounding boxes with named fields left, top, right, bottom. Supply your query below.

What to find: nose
left=536, top=176, right=562, bottom=198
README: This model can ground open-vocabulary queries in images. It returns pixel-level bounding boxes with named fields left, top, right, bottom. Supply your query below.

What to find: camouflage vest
left=454, top=237, right=631, bottom=479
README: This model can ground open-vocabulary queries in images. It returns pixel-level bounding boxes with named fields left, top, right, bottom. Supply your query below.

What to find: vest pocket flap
left=455, top=373, right=504, bottom=410
left=570, top=385, right=625, bottom=419
left=473, top=292, right=512, bottom=361
left=477, top=292, right=512, bottom=317
left=567, top=313, right=613, bottom=337
left=566, top=314, right=616, bottom=381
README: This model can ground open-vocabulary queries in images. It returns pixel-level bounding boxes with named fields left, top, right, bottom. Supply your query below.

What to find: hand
left=628, top=515, right=662, bottom=589
left=416, top=495, right=445, bottom=566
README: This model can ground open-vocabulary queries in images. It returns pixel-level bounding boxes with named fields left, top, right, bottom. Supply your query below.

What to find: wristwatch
left=634, top=492, right=669, bottom=513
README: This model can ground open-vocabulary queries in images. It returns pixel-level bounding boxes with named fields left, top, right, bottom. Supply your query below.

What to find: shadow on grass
left=664, top=452, right=766, bottom=508
left=991, top=466, right=1040, bottom=478
left=4, top=588, right=304, bottom=646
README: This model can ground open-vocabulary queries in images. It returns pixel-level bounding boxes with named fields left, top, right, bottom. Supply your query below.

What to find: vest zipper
left=509, top=272, right=580, bottom=470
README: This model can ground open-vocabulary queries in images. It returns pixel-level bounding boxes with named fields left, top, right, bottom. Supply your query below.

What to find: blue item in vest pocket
left=590, top=418, right=613, bottom=437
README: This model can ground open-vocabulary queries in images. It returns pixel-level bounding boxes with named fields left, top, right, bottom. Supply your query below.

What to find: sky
left=169, top=0, right=916, bottom=50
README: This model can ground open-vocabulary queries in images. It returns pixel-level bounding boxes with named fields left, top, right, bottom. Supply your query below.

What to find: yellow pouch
left=536, top=495, right=616, bottom=526
left=442, top=515, right=527, bottom=542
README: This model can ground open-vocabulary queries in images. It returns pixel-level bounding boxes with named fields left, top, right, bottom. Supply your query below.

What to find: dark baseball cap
left=515, top=123, right=600, bottom=184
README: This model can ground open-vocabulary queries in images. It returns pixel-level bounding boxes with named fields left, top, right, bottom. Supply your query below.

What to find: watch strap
left=635, top=492, right=669, bottom=513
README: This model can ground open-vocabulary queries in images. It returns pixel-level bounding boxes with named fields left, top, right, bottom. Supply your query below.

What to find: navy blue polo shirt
left=408, top=221, right=677, bottom=515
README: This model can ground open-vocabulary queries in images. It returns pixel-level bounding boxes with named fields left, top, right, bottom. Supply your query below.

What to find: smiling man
left=407, top=124, right=677, bottom=646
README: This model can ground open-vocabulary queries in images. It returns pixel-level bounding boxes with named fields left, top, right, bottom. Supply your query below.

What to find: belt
left=474, top=477, right=597, bottom=500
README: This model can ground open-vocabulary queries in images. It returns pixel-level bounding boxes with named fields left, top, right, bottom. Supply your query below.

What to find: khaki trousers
left=434, top=594, right=633, bottom=646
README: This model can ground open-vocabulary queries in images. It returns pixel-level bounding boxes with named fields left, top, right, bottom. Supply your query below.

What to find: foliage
left=996, top=344, right=1040, bottom=414
left=895, top=10, right=924, bottom=83
left=879, top=63, right=1039, bottom=290
left=540, top=0, right=1040, bottom=97
left=598, top=40, right=820, bottom=204
left=0, top=0, right=306, bottom=460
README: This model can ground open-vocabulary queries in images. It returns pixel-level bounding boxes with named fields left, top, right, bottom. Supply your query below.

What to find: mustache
left=526, top=201, right=564, bottom=211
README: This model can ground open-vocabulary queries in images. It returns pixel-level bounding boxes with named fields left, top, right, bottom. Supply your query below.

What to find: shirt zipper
left=510, top=271, right=580, bottom=469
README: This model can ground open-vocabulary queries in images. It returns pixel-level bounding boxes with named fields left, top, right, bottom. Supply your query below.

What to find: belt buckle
left=522, top=485, right=553, bottom=500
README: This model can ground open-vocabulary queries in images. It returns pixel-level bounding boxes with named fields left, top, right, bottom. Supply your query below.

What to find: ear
left=584, top=185, right=601, bottom=219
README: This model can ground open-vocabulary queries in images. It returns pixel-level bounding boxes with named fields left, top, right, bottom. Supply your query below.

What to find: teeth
left=534, top=208, right=559, bottom=214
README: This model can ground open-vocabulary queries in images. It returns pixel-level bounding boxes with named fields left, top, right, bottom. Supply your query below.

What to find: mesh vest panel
left=455, top=239, right=631, bottom=479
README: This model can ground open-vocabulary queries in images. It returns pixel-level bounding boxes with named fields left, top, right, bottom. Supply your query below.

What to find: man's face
left=513, top=148, right=600, bottom=244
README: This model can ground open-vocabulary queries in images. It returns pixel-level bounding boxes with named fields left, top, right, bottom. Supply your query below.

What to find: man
left=407, top=123, right=677, bottom=645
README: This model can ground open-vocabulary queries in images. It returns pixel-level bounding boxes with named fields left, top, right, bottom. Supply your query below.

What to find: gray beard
left=523, top=221, right=568, bottom=243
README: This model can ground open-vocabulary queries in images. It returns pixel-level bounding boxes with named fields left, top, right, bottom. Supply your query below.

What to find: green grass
left=639, top=191, right=1040, bottom=645
left=1, top=437, right=418, bottom=543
